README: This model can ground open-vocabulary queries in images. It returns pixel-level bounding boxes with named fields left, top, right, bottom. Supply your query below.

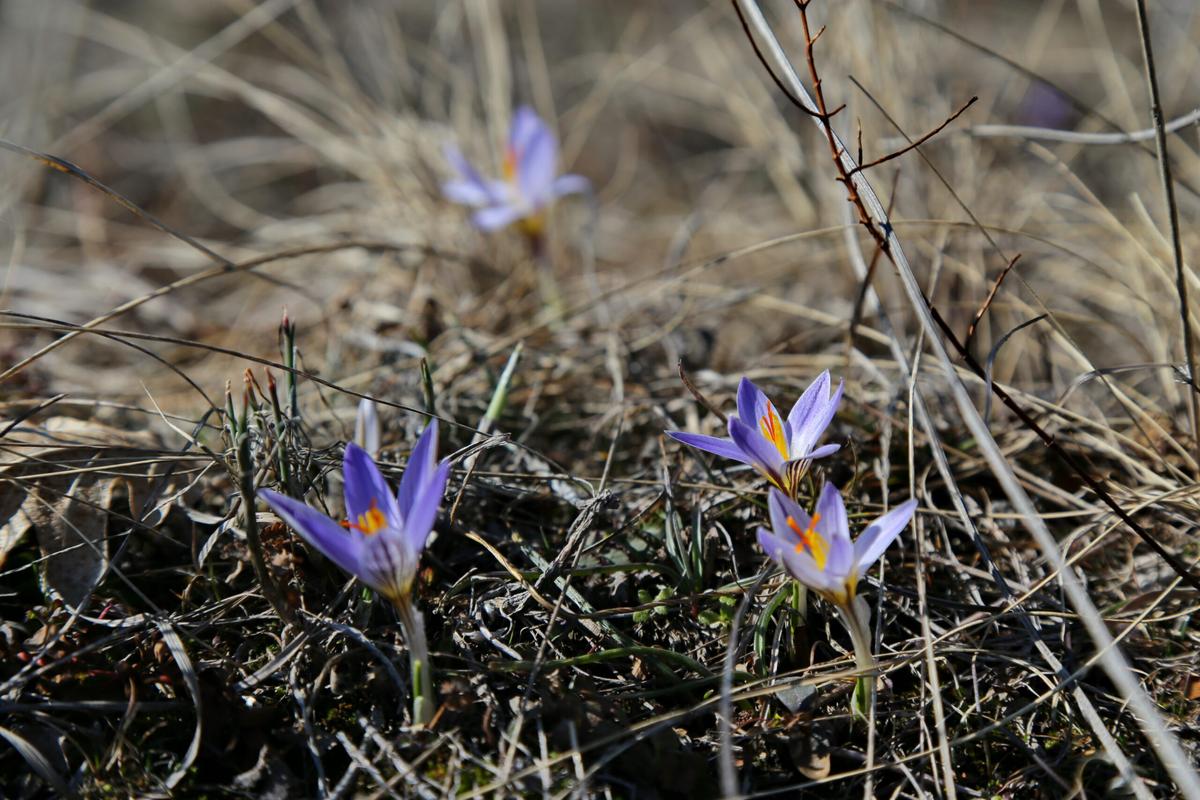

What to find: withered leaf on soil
left=0, top=416, right=170, bottom=608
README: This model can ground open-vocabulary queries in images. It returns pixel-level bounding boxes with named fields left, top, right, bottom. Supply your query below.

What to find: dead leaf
left=0, top=416, right=168, bottom=608
left=28, top=469, right=116, bottom=608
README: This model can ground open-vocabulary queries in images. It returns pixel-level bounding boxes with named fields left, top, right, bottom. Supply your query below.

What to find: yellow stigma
left=788, top=512, right=827, bottom=570
left=517, top=213, right=544, bottom=238
left=350, top=498, right=387, bottom=536
left=759, top=403, right=789, bottom=461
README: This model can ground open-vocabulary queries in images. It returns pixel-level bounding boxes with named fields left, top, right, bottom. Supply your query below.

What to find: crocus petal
left=728, top=416, right=784, bottom=479
left=824, top=529, right=854, bottom=583
left=509, top=106, right=546, bottom=159
left=853, top=499, right=918, bottom=578
left=259, top=489, right=363, bottom=577
left=358, top=531, right=416, bottom=601
left=355, top=398, right=381, bottom=458
left=472, top=204, right=528, bottom=231
left=807, top=442, right=841, bottom=460
left=786, top=371, right=830, bottom=447
left=343, top=442, right=403, bottom=530
left=397, top=420, right=440, bottom=519
left=400, top=459, right=451, bottom=556
left=779, top=538, right=837, bottom=593
left=818, top=379, right=845, bottom=433
left=442, top=178, right=494, bottom=207
left=551, top=173, right=591, bottom=198
left=666, top=430, right=751, bottom=464
left=767, top=488, right=810, bottom=548
left=445, top=145, right=494, bottom=192
left=757, top=525, right=788, bottom=562
left=517, top=125, right=558, bottom=207
left=735, top=377, right=764, bottom=427
left=738, top=377, right=791, bottom=456
left=758, top=526, right=829, bottom=589
left=792, top=376, right=844, bottom=457
left=814, top=482, right=850, bottom=548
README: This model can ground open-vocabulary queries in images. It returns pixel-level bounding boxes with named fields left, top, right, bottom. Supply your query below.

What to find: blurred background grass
left=4, top=1, right=1199, bottom=409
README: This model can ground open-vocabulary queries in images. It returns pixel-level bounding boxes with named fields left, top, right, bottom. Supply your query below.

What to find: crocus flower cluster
left=667, top=371, right=843, bottom=498
left=259, top=414, right=450, bottom=725
left=668, top=371, right=917, bottom=713
left=442, top=106, right=590, bottom=235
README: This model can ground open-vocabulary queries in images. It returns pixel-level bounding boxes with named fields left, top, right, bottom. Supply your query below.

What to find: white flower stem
left=394, top=594, right=435, bottom=727
left=836, top=599, right=876, bottom=719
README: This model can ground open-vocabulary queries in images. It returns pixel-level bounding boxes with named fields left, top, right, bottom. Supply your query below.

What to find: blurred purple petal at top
left=1017, top=82, right=1074, bottom=130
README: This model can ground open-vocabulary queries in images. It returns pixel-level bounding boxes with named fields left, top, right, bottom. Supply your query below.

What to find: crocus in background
left=757, top=482, right=917, bottom=716
left=259, top=420, right=451, bottom=726
left=442, top=106, right=590, bottom=236
left=667, top=371, right=844, bottom=498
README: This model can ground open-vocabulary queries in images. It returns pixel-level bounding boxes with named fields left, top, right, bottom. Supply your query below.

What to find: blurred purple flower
left=1018, top=82, right=1074, bottom=129
left=666, top=371, right=844, bottom=497
left=260, top=420, right=450, bottom=604
left=756, top=483, right=916, bottom=607
left=442, top=106, right=590, bottom=233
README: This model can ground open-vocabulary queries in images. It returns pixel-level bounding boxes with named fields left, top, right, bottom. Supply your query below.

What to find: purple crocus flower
left=758, top=483, right=916, bottom=716
left=259, top=420, right=450, bottom=605
left=442, top=106, right=590, bottom=233
left=666, top=371, right=844, bottom=497
left=756, top=483, right=916, bottom=607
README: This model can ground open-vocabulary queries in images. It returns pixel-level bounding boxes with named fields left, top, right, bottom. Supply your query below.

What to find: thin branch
left=965, top=253, right=1022, bottom=350
left=727, top=0, right=827, bottom=120
left=846, top=171, right=901, bottom=353
left=678, top=361, right=728, bottom=425
left=848, top=95, right=978, bottom=177
left=1134, top=0, right=1200, bottom=473
left=0, top=137, right=232, bottom=267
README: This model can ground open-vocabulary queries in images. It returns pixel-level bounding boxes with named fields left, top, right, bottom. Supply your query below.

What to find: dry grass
left=2, top=1, right=1200, bottom=797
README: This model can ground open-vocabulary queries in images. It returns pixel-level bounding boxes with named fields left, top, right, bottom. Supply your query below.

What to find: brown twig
left=677, top=361, right=728, bottom=425
left=729, top=0, right=843, bottom=122
left=846, top=171, right=901, bottom=353
left=965, top=253, right=1022, bottom=350
left=847, top=95, right=978, bottom=177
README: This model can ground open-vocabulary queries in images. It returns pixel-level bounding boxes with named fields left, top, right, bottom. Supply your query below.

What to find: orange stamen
left=758, top=403, right=789, bottom=461
left=348, top=498, right=387, bottom=536
left=787, top=512, right=827, bottom=569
